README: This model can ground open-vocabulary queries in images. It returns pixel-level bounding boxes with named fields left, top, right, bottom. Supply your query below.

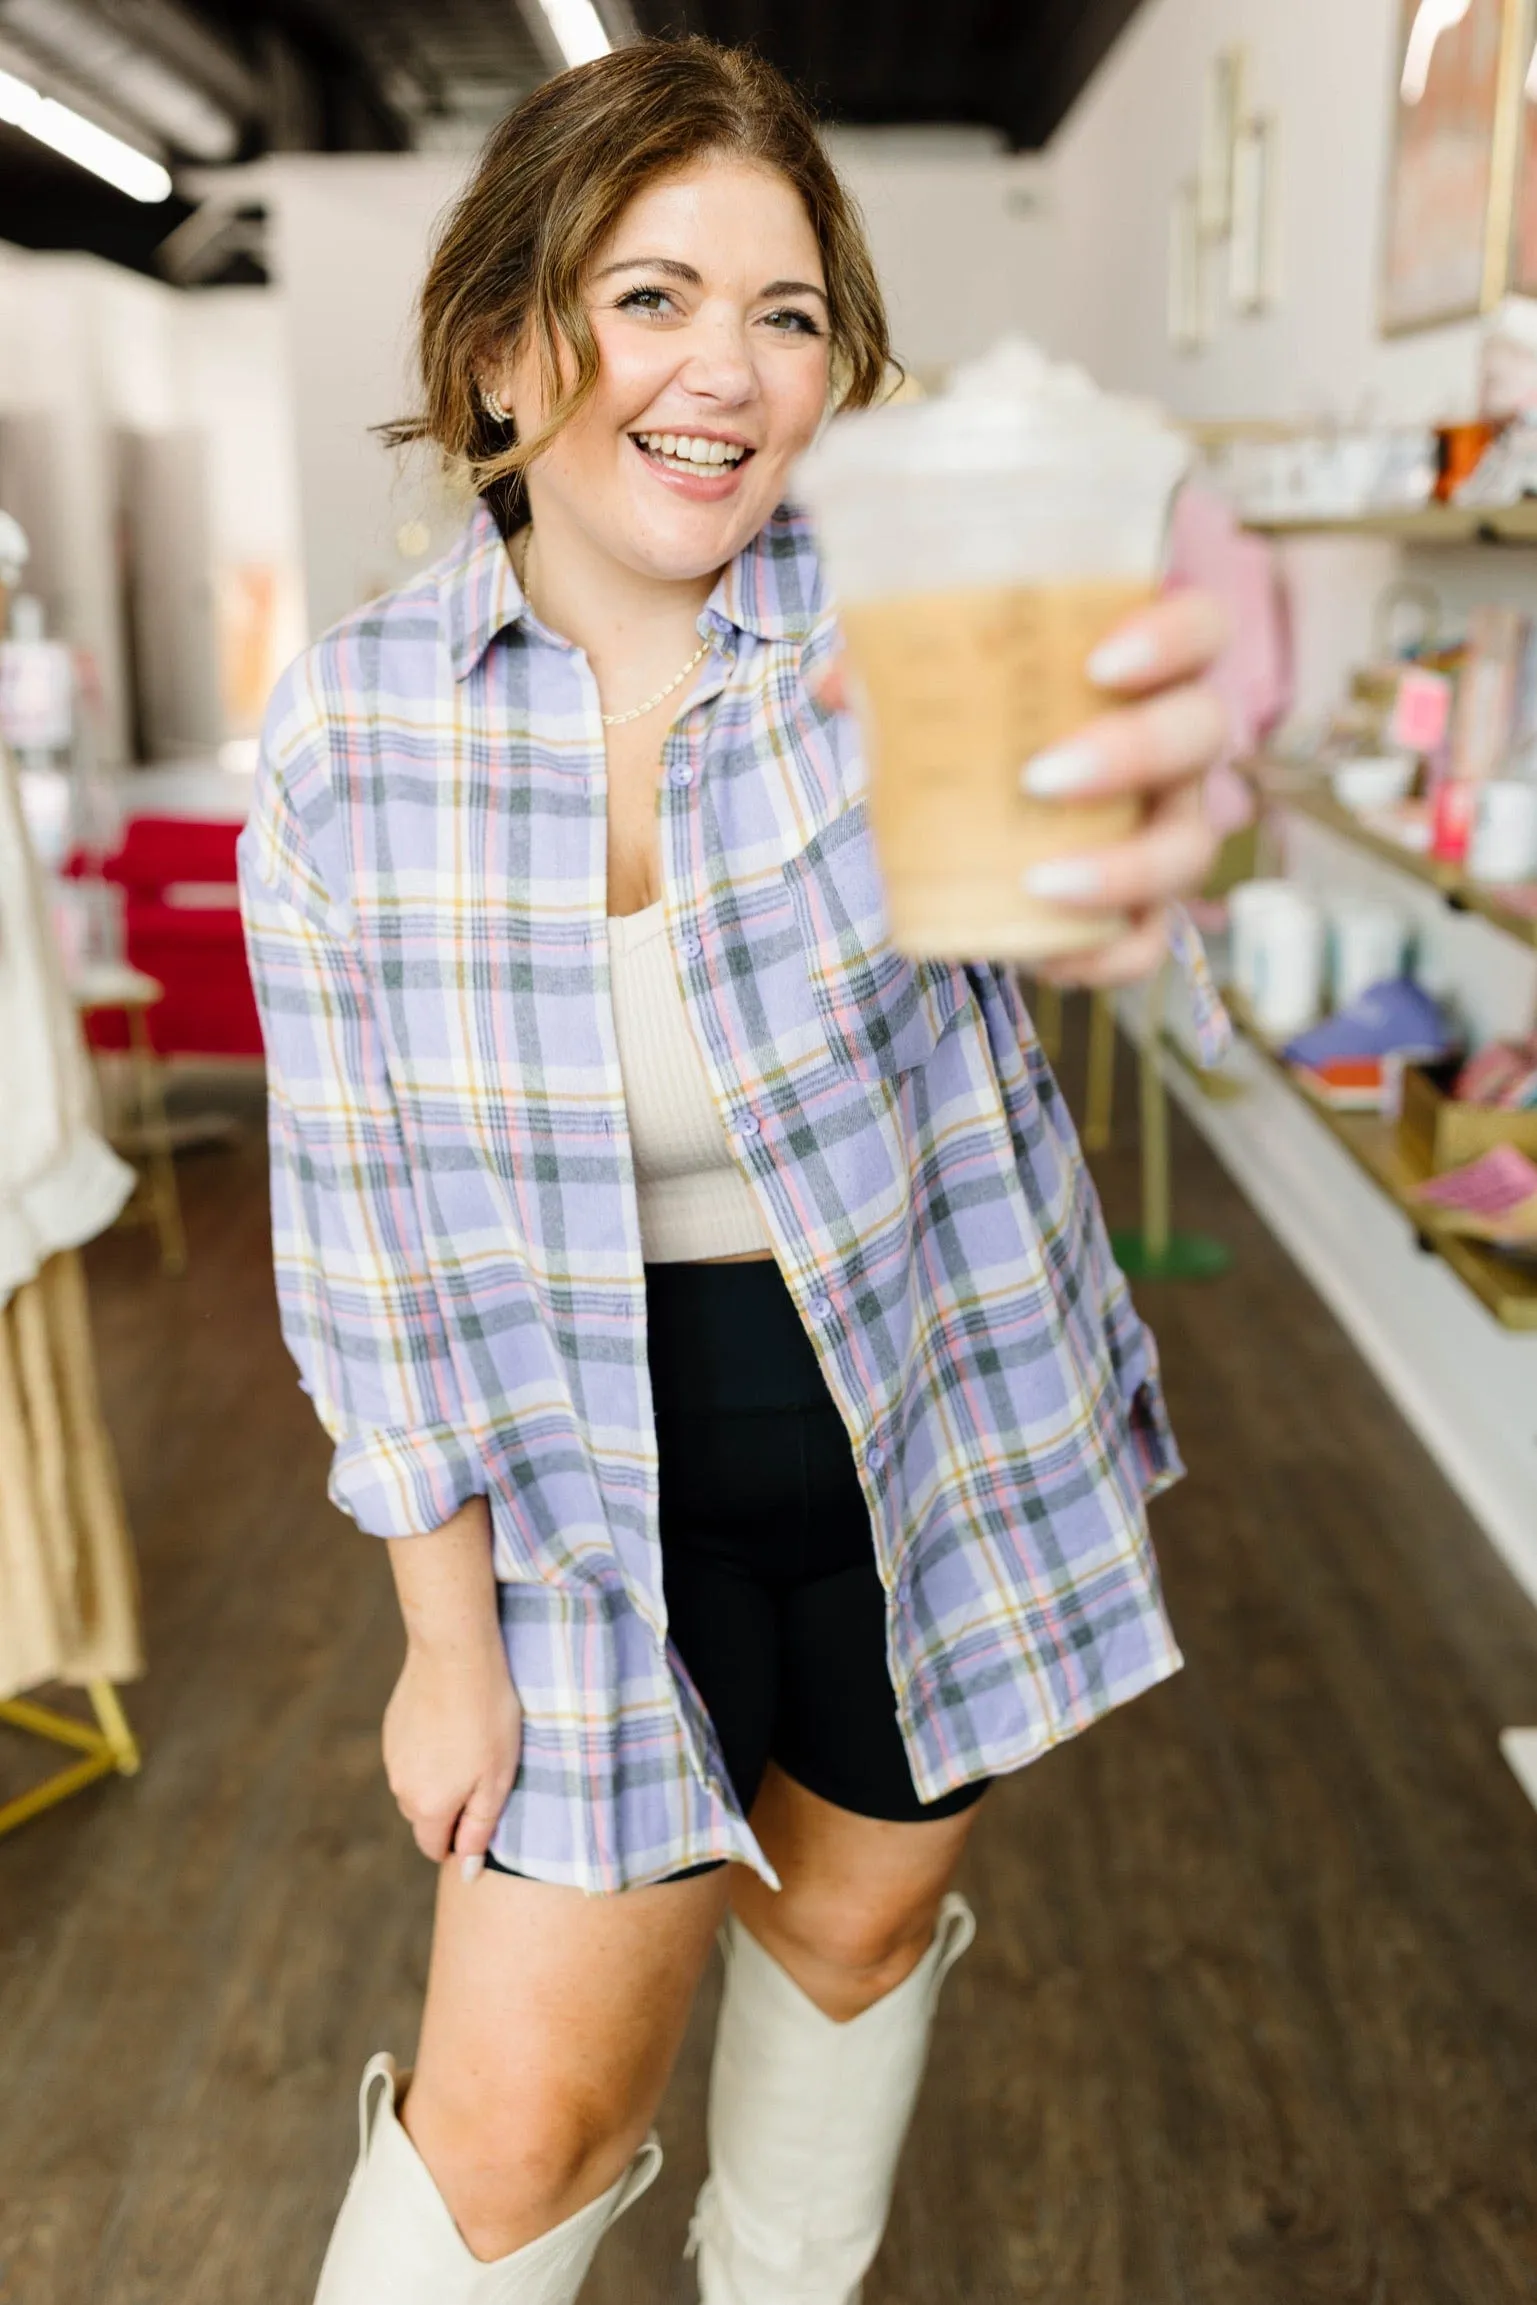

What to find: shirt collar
left=441, top=498, right=824, bottom=683
left=441, top=500, right=528, bottom=684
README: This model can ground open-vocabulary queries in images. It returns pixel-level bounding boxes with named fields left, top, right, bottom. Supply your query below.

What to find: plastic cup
left=794, top=350, right=1190, bottom=961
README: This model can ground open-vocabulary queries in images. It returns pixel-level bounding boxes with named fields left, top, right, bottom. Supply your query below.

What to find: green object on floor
left=1111, top=1229, right=1232, bottom=1282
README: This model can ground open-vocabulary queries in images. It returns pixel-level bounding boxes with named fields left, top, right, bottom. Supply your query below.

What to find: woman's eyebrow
left=593, top=256, right=702, bottom=283
left=592, top=257, right=828, bottom=304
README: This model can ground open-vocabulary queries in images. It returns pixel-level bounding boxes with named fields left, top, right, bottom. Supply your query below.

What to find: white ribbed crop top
left=605, top=902, right=774, bottom=1263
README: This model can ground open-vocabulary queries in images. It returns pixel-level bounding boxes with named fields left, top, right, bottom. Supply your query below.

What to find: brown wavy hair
left=382, top=37, right=893, bottom=522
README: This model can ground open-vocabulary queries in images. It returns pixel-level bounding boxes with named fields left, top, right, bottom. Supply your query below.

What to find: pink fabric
left=1165, top=483, right=1293, bottom=835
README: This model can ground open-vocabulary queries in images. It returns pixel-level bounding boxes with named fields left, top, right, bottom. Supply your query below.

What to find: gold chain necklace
left=517, top=524, right=711, bottom=729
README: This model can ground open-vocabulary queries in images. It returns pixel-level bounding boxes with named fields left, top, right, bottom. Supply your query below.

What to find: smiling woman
left=381, top=38, right=889, bottom=523
left=240, top=31, right=1230, bottom=2305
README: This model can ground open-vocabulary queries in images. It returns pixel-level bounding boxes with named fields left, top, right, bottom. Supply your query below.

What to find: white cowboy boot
left=689, top=1893, right=976, bottom=2305
left=313, top=2053, right=662, bottom=2305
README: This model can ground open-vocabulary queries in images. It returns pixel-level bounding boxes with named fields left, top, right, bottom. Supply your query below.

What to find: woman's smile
left=628, top=425, right=756, bottom=498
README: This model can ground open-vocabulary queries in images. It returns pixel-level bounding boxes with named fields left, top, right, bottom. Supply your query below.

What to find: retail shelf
left=1244, top=502, right=1537, bottom=545
left=1251, top=767, right=1537, bottom=952
left=1225, top=992, right=1537, bottom=1333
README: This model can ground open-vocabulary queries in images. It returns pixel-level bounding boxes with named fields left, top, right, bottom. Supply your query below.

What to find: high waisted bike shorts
left=487, top=1257, right=986, bottom=1881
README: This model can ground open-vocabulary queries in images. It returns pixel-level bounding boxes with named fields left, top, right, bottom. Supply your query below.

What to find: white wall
left=0, top=242, right=304, bottom=761
left=1038, top=0, right=1485, bottom=426
left=257, top=136, right=1058, bottom=642
left=828, top=132, right=1054, bottom=378
left=261, top=155, right=475, bottom=647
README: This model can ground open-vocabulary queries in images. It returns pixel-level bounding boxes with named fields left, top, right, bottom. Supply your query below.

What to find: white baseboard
left=1118, top=997, right=1537, bottom=1619
left=1502, top=1730, right=1537, bottom=1814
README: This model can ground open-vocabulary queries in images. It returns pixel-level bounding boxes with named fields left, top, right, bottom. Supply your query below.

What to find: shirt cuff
left=328, top=1422, right=485, bottom=1537
left=1167, top=903, right=1233, bottom=1069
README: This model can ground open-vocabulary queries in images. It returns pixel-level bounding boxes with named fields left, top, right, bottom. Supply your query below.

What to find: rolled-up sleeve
left=237, top=655, right=484, bottom=1537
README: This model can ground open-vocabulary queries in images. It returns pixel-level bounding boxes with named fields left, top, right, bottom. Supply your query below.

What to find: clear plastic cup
left=794, top=344, right=1190, bottom=962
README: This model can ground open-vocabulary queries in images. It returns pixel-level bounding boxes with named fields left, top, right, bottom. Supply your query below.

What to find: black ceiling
left=630, top=0, right=1148, bottom=153
left=0, top=0, right=1147, bottom=281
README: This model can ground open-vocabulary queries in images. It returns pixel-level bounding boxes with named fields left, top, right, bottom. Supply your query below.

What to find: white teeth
left=635, top=431, right=747, bottom=469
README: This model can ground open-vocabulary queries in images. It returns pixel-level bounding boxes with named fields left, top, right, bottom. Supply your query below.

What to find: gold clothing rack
left=0, top=1681, right=141, bottom=1839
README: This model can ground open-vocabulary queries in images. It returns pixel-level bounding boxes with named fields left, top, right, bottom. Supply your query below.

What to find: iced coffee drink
left=795, top=340, right=1190, bottom=963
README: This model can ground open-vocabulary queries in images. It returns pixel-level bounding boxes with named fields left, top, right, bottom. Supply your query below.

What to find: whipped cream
left=794, top=334, right=1189, bottom=596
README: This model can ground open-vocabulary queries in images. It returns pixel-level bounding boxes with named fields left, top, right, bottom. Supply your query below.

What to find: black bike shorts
left=486, top=1256, right=986, bottom=1881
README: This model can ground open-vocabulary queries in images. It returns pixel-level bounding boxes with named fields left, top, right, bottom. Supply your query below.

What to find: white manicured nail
left=461, top=1853, right=485, bottom=1883
left=1020, top=741, right=1102, bottom=798
left=1087, top=630, right=1159, bottom=687
left=1022, top=857, right=1105, bottom=902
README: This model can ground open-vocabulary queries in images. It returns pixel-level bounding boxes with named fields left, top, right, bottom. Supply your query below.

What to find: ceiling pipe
left=0, top=0, right=240, bottom=157
left=0, top=21, right=165, bottom=159
left=96, top=0, right=263, bottom=120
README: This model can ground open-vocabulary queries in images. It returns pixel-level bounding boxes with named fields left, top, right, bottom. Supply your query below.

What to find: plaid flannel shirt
left=238, top=501, right=1229, bottom=1892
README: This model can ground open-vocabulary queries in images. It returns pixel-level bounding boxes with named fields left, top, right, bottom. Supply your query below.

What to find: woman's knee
left=745, top=1876, right=943, bottom=2013
left=403, top=2065, right=651, bottom=2253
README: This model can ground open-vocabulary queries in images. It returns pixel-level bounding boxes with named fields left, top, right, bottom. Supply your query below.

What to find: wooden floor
left=5, top=1032, right=1537, bottom=2305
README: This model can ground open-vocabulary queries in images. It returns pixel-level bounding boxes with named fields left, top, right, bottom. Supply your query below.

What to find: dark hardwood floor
left=4, top=1025, right=1537, bottom=2305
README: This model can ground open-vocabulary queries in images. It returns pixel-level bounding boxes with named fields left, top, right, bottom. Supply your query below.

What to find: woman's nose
left=676, top=315, right=757, bottom=405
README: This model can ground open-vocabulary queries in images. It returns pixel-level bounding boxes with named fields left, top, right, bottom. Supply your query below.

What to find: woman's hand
left=383, top=1628, right=522, bottom=1877
left=380, top=1497, right=519, bottom=1880
left=1018, top=589, right=1230, bottom=987
left=813, top=587, right=1231, bottom=986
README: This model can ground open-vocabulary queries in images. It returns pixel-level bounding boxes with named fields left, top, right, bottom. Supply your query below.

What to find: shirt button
left=865, top=1441, right=886, bottom=1472
left=681, top=932, right=703, bottom=959
left=667, top=762, right=694, bottom=788
left=809, top=1293, right=833, bottom=1320
left=734, top=1113, right=760, bottom=1139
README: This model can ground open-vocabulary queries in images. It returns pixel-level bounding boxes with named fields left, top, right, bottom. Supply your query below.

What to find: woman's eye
left=616, top=286, right=674, bottom=317
left=762, top=307, right=824, bottom=337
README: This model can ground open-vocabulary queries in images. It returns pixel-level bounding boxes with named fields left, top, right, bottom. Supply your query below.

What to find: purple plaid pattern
left=238, top=502, right=1214, bottom=1891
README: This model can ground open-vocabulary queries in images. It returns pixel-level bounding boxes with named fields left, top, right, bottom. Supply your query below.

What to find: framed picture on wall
left=1381, top=0, right=1529, bottom=332
left=1509, top=10, right=1537, bottom=292
left=1197, top=48, right=1245, bottom=238
left=1230, top=116, right=1280, bottom=316
left=1168, top=179, right=1214, bottom=353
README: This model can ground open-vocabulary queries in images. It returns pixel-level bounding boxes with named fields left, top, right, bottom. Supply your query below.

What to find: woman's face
left=494, top=156, right=833, bottom=581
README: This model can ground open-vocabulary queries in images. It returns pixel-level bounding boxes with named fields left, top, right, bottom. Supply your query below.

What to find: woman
left=240, top=37, right=1229, bottom=2305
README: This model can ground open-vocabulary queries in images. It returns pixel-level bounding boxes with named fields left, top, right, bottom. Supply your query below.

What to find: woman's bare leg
left=691, top=1768, right=984, bottom=2302
left=734, top=1764, right=984, bottom=2017
left=402, top=1861, right=730, bottom=2261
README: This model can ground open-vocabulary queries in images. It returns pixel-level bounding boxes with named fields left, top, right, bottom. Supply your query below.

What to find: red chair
left=74, top=816, right=262, bottom=1059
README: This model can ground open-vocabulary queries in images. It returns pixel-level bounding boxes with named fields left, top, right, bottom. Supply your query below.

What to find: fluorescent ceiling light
left=535, top=0, right=610, bottom=68
left=1401, top=0, right=1471, bottom=106
left=0, top=62, right=171, bottom=198
left=1, top=0, right=239, bottom=162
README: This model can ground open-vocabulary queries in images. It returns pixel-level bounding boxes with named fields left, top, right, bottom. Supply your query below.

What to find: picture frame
left=1508, top=0, right=1537, bottom=290
left=1381, top=0, right=1532, bottom=333
left=1197, top=47, right=1246, bottom=239
left=1230, top=115, right=1280, bottom=316
left=1168, top=178, right=1214, bottom=353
